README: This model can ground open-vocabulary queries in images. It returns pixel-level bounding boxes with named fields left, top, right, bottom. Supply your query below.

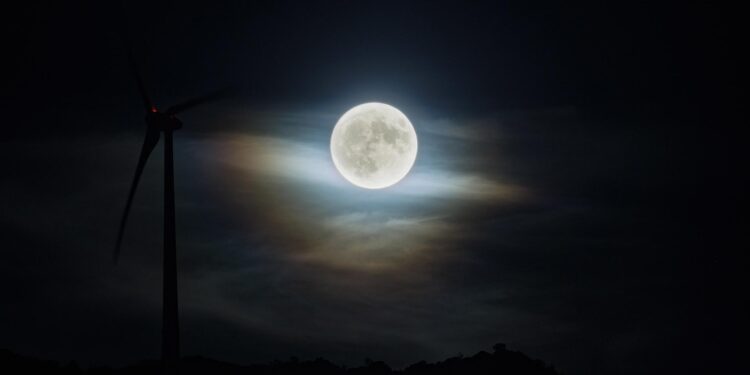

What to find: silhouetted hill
left=1, top=344, right=559, bottom=374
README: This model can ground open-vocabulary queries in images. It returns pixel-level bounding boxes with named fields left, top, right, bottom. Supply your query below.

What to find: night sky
left=1, top=1, right=743, bottom=374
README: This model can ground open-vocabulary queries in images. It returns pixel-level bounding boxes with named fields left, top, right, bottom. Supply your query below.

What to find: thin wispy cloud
left=185, top=108, right=530, bottom=275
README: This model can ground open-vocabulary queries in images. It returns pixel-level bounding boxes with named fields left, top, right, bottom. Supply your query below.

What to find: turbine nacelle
left=146, top=109, right=183, bottom=131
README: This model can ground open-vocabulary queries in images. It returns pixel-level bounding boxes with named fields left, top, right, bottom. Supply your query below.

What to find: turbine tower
left=115, top=51, right=229, bottom=373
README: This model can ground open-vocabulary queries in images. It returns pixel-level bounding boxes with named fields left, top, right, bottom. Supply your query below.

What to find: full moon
left=331, top=102, right=418, bottom=189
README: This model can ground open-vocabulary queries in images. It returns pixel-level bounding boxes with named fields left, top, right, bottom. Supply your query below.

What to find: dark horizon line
left=1, top=342, right=559, bottom=374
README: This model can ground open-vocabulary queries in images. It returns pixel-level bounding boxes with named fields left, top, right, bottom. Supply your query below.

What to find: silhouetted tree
left=1, top=343, right=560, bottom=375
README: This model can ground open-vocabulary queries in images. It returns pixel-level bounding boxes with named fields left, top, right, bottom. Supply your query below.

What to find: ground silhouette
left=1, top=343, right=559, bottom=374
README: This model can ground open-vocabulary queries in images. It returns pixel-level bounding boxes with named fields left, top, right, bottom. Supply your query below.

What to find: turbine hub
left=146, top=111, right=183, bottom=131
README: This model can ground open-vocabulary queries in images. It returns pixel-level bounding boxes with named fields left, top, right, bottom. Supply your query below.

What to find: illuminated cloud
left=188, top=108, right=530, bottom=274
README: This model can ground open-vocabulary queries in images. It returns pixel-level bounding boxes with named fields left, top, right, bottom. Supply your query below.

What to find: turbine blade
left=127, top=49, right=154, bottom=112
left=114, top=127, right=161, bottom=264
left=165, top=87, right=236, bottom=115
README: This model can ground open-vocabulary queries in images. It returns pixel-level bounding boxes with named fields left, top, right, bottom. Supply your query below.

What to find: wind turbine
left=115, top=52, right=229, bottom=372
